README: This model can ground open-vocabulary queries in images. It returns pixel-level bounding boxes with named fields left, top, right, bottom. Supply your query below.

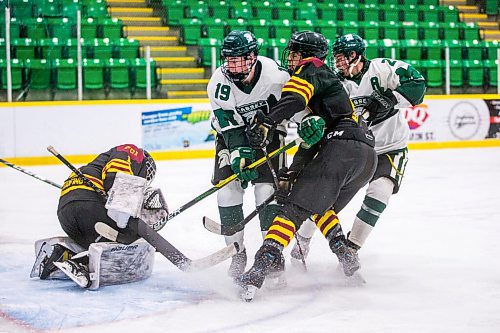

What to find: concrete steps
left=141, top=46, right=189, bottom=57
left=166, top=90, right=208, bottom=99
left=154, top=56, right=197, bottom=67
left=106, top=0, right=147, bottom=8
left=160, top=78, right=209, bottom=91
left=116, top=16, right=163, bottom=26
left=109, top=7, right=154, bottom=17
left=158, top=67, right=206, bottom=79
left=125, top=26, right=174, bottom=37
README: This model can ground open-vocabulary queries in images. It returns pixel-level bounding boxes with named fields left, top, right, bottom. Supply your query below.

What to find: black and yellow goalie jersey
left=58, top=144, right=150, bottom=209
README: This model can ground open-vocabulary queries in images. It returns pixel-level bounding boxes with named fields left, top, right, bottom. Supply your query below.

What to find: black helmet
left=220, top=30, right=259, bottom=82
left=332, top=33, right=366, bottom=58
left=281, top=31, right=329, bottom=71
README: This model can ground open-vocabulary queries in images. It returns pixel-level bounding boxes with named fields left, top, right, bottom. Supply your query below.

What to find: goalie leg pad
left=88, top=240, right=155, bottom=290
left=31, top=237, right=84, bottom=279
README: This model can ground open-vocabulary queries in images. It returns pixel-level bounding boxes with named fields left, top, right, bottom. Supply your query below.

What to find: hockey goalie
left=30, top=144, right=169, bottom=289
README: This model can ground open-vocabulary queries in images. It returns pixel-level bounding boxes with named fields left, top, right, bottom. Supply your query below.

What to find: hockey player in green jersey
left=207, top=30, right=291, bottom=282
left=239, top=31, right=377, bottom=300
left=290, top=33, right=427, bottom=275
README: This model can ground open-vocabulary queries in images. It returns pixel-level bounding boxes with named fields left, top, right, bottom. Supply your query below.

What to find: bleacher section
left=0, top=0, right=499, bottom=100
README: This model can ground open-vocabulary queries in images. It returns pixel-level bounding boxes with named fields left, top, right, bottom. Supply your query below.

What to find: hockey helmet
left=220, top=30, right=259, bottom=82
left=142, top=149, right=156, bottom=186
left=332, top=33, right=366, bottom=59
left=281, top=31, right=329, bottom=71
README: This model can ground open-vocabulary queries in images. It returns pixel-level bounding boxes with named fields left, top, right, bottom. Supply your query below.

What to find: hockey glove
left=275, top=167, right=299, bottom=204
left=298, top=115, right=326, bottom=147
left=246, top=110, right=276, bottom=149
left=230, top=147, right=259, bottom=182
left=363, top=90, right=398, bottom=120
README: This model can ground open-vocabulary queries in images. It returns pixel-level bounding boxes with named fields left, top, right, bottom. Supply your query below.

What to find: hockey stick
left=0, top=158, right=62, bottom=189
left=203, top=194, right=275, bottom=235
left=151, top=137, right=302, bottom=231
left=47, top=145, right=239, bottom=272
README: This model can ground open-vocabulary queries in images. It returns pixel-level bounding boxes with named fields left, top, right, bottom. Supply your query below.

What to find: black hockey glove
left=275, top=167, right=299, bottom=205
left=246, top=110, right=276, bottom=149
left=363, top=90, right=398, bottom=121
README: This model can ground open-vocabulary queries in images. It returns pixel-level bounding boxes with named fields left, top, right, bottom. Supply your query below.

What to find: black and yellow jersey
left=58, top=144, right=149, bottom=209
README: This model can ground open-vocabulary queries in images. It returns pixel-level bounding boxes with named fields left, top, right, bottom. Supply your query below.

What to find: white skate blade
left=240, top=285, right=258, bottom=302
left=54, top=262, right=90, bottom=289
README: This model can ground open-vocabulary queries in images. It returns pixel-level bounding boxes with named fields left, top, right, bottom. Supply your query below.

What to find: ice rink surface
left=1, top=147, right=499, bottom=333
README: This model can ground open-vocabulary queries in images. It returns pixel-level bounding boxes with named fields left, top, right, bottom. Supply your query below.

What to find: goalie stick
left=151, top=138, right=302, bottom=231
left=47, top=145, right=240, bottom=271
left=0, top=158, right=62, bottom=189
left=95, top=220, right=239, bottom=272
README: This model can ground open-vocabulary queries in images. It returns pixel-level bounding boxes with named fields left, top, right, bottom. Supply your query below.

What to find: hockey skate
left=290, top=234, right=311, bottom=269
left=40, top=244, right=73, bottom=279
left=54, top=259, right=91, bottom=288
left=329, top=236, right=361, bottom=277
left=228, top=249, right=247, bottom=280
left=237, top=243, right=284, bottom=301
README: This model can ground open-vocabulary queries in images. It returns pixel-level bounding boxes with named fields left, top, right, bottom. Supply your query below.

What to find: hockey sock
left=349, top=195, right=387, bottom=247
left=312, top=210, right=340, bottom=239
left=259, top=203, right=280, bottom=231
left=219, top=204, right=244, bottom=234
left=264, top=215, right=296, bottom=248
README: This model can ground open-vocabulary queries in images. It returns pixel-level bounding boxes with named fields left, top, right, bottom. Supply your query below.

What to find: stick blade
left=202, top=216, right=223, bottom=235
left=185, top=242, right=239, bottom=272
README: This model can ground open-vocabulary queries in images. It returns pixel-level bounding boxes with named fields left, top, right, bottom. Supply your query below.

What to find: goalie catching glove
left=246, top=110, right=276, bottom=149
left=298, top=115, right=326, bottom=147
left=230, top=147, right=259, bottom=182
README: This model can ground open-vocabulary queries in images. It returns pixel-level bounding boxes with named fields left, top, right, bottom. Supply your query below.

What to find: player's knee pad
left=217, top=181, right=244, bottom=207
left=355, top=177, right=394, bottom=229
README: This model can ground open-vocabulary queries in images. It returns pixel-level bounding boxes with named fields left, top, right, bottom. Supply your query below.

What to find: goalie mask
left=332, top=33, right=366, bottom=78
left=141, top=150, right=156, bottom=186
left=220, top=30, right=259, bottom=83
left=281, top=31, right=329, bottom=73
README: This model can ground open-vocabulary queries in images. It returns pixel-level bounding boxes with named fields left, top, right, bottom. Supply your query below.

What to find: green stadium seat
left=202, top=18, right=226, bottom=40
left=295, top=2, right=317, bottom=21
left=338, top=21, right=360, bottom=36
left=65, top=38, right=80, bottom=59
left=88, top=37, right=113, bottom=59
left=24, top=18, right=48, bottom=39
left=442, top=22, right=461, bottom=41
left=420, top=5, right=439, bottom=23
left=380, top=21, right=399, bottom=40
left=381, top=4, right=400, bottom=22
left=25, top=58, right=51, bottom=90
left=11, top=0, right=34, bottom=18
left=180, top=18, right=202, bottom=45
left=464, top=40, right=485, bottom=60
left=462, top=22, right=479, bottom=41
left=197, top=38, right=221, bottom=67
left=401, top=39, right=422, bottom=60
left=317, top=3, right=337, bottom=20
left=0, top=18, right=21, bottom=38
left=421, top=22, right=440, bottom=40
left=85, top=1, right=108, bottom=18
left=48, top=17, right=73, bottom=40
left=164, top=2, right=185, bottom=25
left=315, top=19, right=338, bottom=39
left=359, top=21, right=379, bottom=40
left=106, top=58, right=130, bottom=89
left=403, top=5, right=419, bottom=23
left=35, top=0, right=62, bottom=18
left=464, top=60, right=484, bottom=87
left=81, top=17, right=99, bottom=39
left=444, top=39, right=464, bottom=61
left=114, top=38, right=139, bottom=58
left=230, top=2, right=253, bottom=20
left=225, top=18, right=247, bottom=34
left=484, top=41, right=499, bottom=61
left=365, top=39, right=378, bottom=59
left=340, top=4, right=358, bottom=22
left=101, top=18, right=122, bottom=39
left=61, top=0, right=81, bottom=20
left=421, top=59, right=442, bottom=88
left=39, top=37, right=64, bottom=58
left=83, top=58, right=104, bottom=89
left=378, top=39, right=402, bottom=59
left=271, top=19, right=293, bottom=40
left=12, top=38, right=36, bottom=60
left=211, top=0, right=232, bottom=20
left=186, top=2, right=210, bottom=19
left=53, top=58, right=77, bottom=89
left=296, top=19, right=315, bottom=33
left=485, top=60, right=498, bottom=87
left=274, top=2, right=294, bottom=20
left=485, top=0, right=498, bottom=15
left=267, top=38, right=288, bottom=65
left=361, top=4, right=379, bottom=21
left=131, top=58, right=157, bottom=91
left=423, top=39, right=442, bottom=60
left=449, top=59, right=463, bottom=87
left=441, top=6, right=459, bottom=23
left=401, top=22, right=419, bottom=40
left=0, top=58, right=24, bottom=90
left=248, top=19, right=272, bottom=39
left=0, top=38, right=5, bottom=59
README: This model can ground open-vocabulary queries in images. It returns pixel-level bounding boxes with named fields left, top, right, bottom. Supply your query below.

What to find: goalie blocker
left=31, top=236, right=155, bottom=289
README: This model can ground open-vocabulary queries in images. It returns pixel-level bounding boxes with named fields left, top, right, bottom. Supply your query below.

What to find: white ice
left=1, top=147, right=499, bottom=333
